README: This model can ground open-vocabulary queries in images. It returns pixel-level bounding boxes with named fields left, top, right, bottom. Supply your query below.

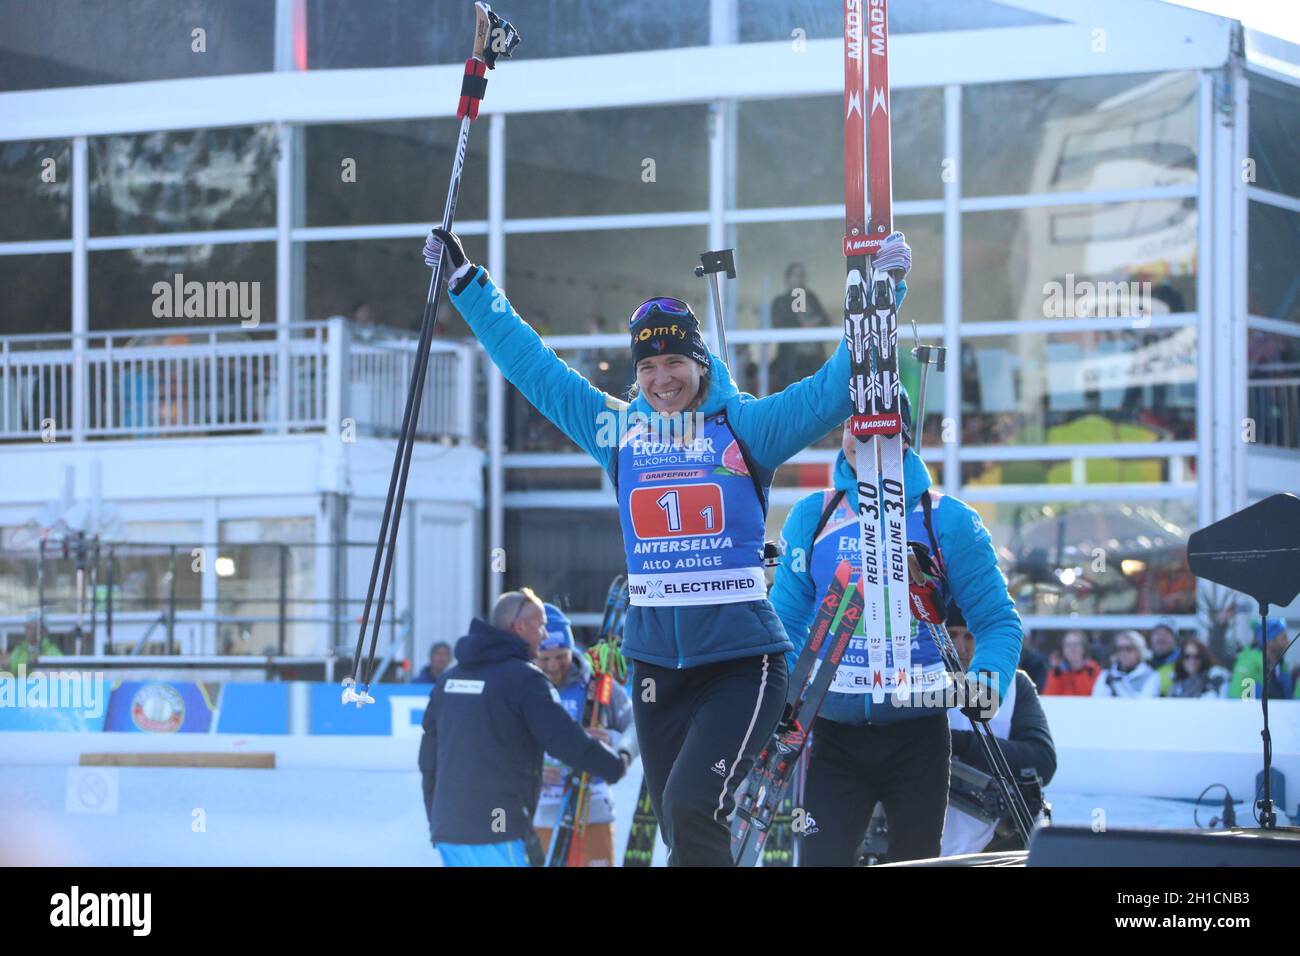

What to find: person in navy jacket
left=420, top=588, right=627, bottom=867
left=424, top=225, right=914, bottom=866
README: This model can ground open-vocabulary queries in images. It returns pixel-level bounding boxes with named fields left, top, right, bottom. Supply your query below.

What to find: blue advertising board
left=310, top=683, right=433, bottom=736
left=0, top=673, right=112, bottom=731
left=215, top=683, right=290, bottom=734
left=104, top=681, right=219, bottom=733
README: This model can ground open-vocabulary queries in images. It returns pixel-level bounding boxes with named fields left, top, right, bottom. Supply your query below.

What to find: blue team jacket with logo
left=447, top=267, right=907, bottom=669
left=769, top=449, right=1023, bottom=722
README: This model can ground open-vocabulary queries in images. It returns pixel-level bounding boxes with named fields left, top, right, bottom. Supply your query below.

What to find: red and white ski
left=843, top=0, right=910, bottom=703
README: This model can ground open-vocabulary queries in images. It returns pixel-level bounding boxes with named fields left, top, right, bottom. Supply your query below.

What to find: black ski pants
left=631, top=653, right=788, bottom=867
left=800, top=712, right=951, bottom=866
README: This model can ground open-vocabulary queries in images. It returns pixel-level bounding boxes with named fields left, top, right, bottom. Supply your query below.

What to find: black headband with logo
left=629, top=297, right=710, bottom=367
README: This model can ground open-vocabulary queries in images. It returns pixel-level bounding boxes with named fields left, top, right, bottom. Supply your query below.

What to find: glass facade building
left=1, top=0, right=1297, bottom=641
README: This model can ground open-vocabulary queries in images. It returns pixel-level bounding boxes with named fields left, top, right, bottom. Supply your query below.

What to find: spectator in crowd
left=1148, top=620, right=1180, bottom=696
left=418, top=589, right=626, bottom=867
left=533, top=603, right=637, bottom=866
left=341, top=298, right=390, bottom=344
left=1092, top=630, right=1161, bottom=698
left=1043, top=630, right=1101, bottom=696
left=1169, top=637, right=1230, bottom=699
left=1019, top=632, right=1049, bottom=692
left=1230, top=618, right=1298, bottom=701
left=414, top=642, right=452, bottom=684
left=942, top=606, right=1055, bottom=857
left=3, top=616, right=61, bottom=674
left=768, top=263, right=830, bottom=393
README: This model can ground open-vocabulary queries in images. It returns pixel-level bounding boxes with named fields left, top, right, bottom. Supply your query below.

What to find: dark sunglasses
left=630, top=297, right=691, bottom=325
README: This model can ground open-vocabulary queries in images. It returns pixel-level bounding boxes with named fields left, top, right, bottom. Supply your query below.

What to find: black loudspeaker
left=1186, top=493, right=1300, bottom=608
left=1028, top=826, right=1300, bottom=867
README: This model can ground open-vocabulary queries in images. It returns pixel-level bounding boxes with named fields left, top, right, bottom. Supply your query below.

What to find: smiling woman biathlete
left=425, top=226, right=911, bottom=866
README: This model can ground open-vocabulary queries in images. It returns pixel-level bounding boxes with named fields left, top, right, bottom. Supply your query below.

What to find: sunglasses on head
left=630, top=297, right=691, bottom=325
left=511, top=587, right=540, bottom=627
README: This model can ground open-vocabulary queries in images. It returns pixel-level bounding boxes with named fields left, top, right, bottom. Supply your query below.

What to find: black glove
left=423, top=227, right=475, bottom=290
left=950, top=729, right=978, bottom=761
left=773, top=702, right=799, bottom=739
left=960, top=669, right=1000, bottom=723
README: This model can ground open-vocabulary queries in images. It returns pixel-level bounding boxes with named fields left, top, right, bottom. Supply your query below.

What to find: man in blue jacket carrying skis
left=424, top=226, right=914, bottom=866
left=769, top=410, right=1023, bottom=864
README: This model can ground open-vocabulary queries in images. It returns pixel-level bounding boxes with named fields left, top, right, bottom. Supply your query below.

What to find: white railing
left=346, top=328, right=475, bottom=441
left=0, top=320, right=475, bottom=443
left=1247, top=363, right=1300, bottom=451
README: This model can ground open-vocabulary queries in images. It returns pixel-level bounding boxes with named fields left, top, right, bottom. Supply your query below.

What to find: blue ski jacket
left=769, top=448, right=1023, bottom=723
left=447, top=267, right=905, bottom=669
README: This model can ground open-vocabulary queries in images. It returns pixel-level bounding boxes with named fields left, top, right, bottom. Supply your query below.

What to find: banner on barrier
left=1, top=679, right=435, bottom=736
left=104, top=681, right=220, bottom=733
left=0, top=669, right=111, bottom=731
left=310, top=683, right=434, bottom=737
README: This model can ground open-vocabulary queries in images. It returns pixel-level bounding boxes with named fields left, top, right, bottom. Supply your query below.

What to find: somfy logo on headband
left=634, top=324, right=687, bottom=342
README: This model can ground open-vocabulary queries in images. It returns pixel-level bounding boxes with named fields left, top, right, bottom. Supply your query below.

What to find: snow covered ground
left=0, top=757, right=1267, bottom=866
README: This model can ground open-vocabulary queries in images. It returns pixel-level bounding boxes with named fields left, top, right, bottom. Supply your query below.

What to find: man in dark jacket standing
left=942, top=605, right=1055, bottom=856
left=419, top=588, right=628, bottom=867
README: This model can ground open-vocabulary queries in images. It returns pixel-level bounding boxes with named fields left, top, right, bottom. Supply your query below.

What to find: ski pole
left=902, top=267, right=945, bottom=456
left=908, top=534, right=1037, bottom=843
left=548, top=647, right=612, bottom=866
left=343, top=3, right=520, bottom=707
left=910, top=344, right=946, bottom=450
left=695, top=249, right=737, bottom=371
left=928, top=622, right=1038, bottom=844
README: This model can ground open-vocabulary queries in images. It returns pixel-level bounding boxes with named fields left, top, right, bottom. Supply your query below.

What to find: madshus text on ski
left=389, top=1, right=1036, bottom=867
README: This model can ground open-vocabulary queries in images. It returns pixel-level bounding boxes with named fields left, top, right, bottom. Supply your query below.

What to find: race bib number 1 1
left=630, top=484, right=724, bottom=539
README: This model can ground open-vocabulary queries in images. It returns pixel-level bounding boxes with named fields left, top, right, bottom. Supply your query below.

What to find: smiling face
left=536, top=646, right=573, bottom=686
left=636, top=353, right=704, bottom=415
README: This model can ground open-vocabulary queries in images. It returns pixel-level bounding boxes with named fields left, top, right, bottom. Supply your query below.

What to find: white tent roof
left=0, top=0, right=1294, bottom=142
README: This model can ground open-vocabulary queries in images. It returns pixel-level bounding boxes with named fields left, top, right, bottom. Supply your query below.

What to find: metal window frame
left=2, top=0, right=1290, bottom=622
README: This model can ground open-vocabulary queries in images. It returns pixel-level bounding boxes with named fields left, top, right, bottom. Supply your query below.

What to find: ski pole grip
left=912, top=344, right=947, bottom=372
left=458, top=60, right=488, bottom=120
left=472, top=2, right=492, bottom=60
left=696, top=248, right=737, bottom=279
